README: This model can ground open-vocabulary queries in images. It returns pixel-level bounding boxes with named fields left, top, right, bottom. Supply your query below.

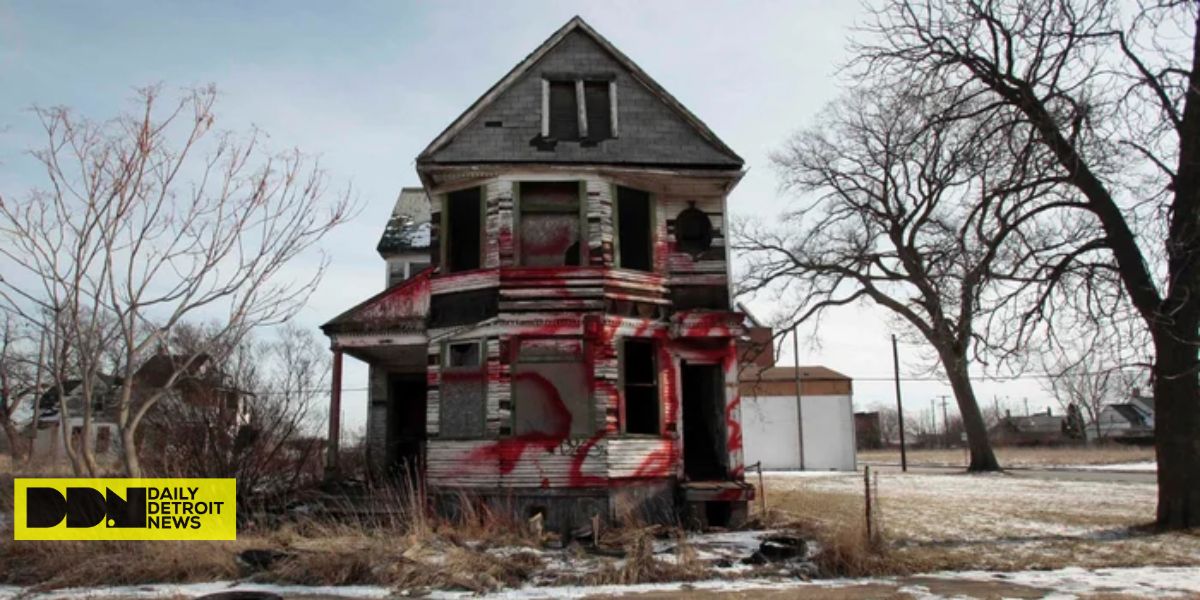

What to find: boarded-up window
left=584, top=82, right=612, bottom=140
left=622, top=339, right=659, bottom=434
left=519, top=182, right=582, bottom=267
left=440, top=340, right=486, bottom=438
left=445, top=187, right=481, bottom=273
left=548, top=81, right=579, bottom=141
left=513, top=338, right=591, bottom=437
left=617, top=187, right=652, bottom=271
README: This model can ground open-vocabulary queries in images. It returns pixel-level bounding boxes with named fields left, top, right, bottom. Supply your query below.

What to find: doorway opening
left=387, top=373, right=428, bottom=482
left=681, top=362, right=727, bottom=481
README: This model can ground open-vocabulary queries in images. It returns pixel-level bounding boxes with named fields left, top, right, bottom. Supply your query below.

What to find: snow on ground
left=764, top=470, right=1200, bottom=571
left=3, top=566, right=1198, bottom=599
left=1059, top=460, right=1158, bottom=472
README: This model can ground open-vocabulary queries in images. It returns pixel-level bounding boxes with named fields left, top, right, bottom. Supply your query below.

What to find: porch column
left=325, top=347, right=344, bottom=479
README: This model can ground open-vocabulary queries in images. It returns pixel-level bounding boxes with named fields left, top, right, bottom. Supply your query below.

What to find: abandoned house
left=321, top=16, right=755, bottom=528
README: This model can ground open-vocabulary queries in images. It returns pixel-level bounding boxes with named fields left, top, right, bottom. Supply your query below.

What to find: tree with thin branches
left=736, top=86, right=1088, bottom=471
left=855, top=0, right=1200, bottom=530
left=0, top=86, right=353, bottom=476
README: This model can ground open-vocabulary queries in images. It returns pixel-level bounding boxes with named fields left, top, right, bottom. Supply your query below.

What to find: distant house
left=25, top=376, right=122, bottom=462
left=22, top=353, right=251, bottom=464
left=988, top=408, right=1066, bottom=446
left=1090, top=389, right=1154, bottom=443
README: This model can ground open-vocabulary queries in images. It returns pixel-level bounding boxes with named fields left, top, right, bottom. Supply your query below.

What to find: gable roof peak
left=417, top=15, right=742, bottom=168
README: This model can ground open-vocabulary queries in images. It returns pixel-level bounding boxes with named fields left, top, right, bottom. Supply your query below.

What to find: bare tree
left=0, top=86, right=353, bottom=476
left=856, top=0, right=1200, bottom=529
left=736, top=86, right=1081, bottom=471
left=143, top=323, right=327, bottom=502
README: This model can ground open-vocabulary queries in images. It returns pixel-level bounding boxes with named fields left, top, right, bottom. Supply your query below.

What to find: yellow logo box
left=13, top=478, right=236, bottom=540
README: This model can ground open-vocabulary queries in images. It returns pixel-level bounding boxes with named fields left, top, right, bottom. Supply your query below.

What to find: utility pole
left=939, top=395, right=950, bottom=446
left=929, top=398, right=936, bottom=433
left=891, top=335, right=907, bottom=472
left=1024, top=397, right=1030, bottom=416
left=793, top=326, right=805, bottom=470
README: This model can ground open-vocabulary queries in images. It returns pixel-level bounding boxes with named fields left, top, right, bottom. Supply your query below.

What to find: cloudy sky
left=0, top=1, right=1052, bottom=433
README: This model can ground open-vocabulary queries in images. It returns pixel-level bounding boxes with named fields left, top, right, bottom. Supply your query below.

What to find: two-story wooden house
left=322, top=16, right=752, bottom=529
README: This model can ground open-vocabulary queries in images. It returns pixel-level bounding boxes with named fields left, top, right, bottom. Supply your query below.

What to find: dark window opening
left=485, top=120, right=503, bottom=128
left=429, top=288, right=498, bottom=328
left=671, top=285, right=730, bottom=311
left=623, top=339, right=659, bottom=434
left=548, top=81, right=579, bottom=141
left=617, top=187, right=652, bottom=271
left=674, top=205, right=714, bottom=256
left=519, top=182, right=582, bottom=267
left=447, top=342, right=481, bottom=368
left=584, top=81, right=612, bottom=141
left=446, top=187, right=482, bottom=273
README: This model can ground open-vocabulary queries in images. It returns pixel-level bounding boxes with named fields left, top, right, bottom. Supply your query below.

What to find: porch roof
left=321, top=268, right=431, bottom=336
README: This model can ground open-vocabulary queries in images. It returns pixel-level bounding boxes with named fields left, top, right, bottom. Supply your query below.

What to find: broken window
left=548, top=81, right=579, bottom=141
left=444, top=187, right=482, bottom=273
left=440, top=339, right=486, bottom=439
left=513, top=338, right=591, bottom=437
left=518, top=182, right=583, bottom=267
left=447, top=341, right=481, bottom=368
left=622, top=338, right=659, bottom=434
left=584, top=82, right=612, bottom=141
left=616, top=186, right=652, bottom=271
left=674, top=204, right=714, bottom=256
left=544, top=78, right=615, bottom=142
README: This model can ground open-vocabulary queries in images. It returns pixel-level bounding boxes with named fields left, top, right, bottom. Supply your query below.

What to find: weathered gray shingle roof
left=418, top=16, right=743, bottom=169
left=377, top=187, right=432, bottom=255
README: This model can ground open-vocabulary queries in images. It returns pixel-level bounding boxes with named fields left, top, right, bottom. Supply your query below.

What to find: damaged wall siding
left=378, top=172, right=743, bottom=495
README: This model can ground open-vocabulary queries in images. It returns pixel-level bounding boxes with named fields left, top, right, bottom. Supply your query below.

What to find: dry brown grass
left=858, top=445, right=1155, bottom=468
left=760, top=471, right=1200, bottom=577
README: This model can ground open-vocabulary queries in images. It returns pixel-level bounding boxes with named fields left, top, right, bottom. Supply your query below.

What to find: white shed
left=739, top=366, right=856, bottom=471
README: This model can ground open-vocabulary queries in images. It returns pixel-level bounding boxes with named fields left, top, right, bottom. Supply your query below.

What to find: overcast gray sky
left=0, top=1, right=1052, bottom=434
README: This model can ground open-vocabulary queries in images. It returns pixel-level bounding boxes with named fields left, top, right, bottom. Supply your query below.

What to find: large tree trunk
left=1153, top=326, right=1200, bottom=529
left=2, top=420, right=26, bottom=461
left=940, top=349, right=1002, bottom=472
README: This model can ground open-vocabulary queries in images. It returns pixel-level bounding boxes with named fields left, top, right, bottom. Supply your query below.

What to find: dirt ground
left=760, top=470, right=1199, bottom=573
left=856, top=446, right=1155, bottom=468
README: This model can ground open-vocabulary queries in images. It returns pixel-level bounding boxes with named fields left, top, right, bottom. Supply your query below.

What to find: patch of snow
left=763, top=470, right=850, bottom=478
left=927, top=565, right=1200, bottom=598
left=0, top=582, right=394, bottom=599
left=10, top=567, right=1195, bottom=600
left=1059, top=461, right=1158, bottom=472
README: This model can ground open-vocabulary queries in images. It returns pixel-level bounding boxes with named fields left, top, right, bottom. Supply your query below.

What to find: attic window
left=547, top=81, right=579, bottom=140
left=542, top=78, right=616, bottom=142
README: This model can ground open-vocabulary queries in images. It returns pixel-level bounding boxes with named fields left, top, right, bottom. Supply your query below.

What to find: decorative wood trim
left=575, top=79, right=588, bottom=139
left=609, top=81, right=619, bottom=138
left=540, top=79, right=550, bottom=138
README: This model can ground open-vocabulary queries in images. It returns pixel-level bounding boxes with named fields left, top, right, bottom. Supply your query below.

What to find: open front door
left=387, top=373, right=427, bottom=481
left=681, top=362, right=727, bottom=481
